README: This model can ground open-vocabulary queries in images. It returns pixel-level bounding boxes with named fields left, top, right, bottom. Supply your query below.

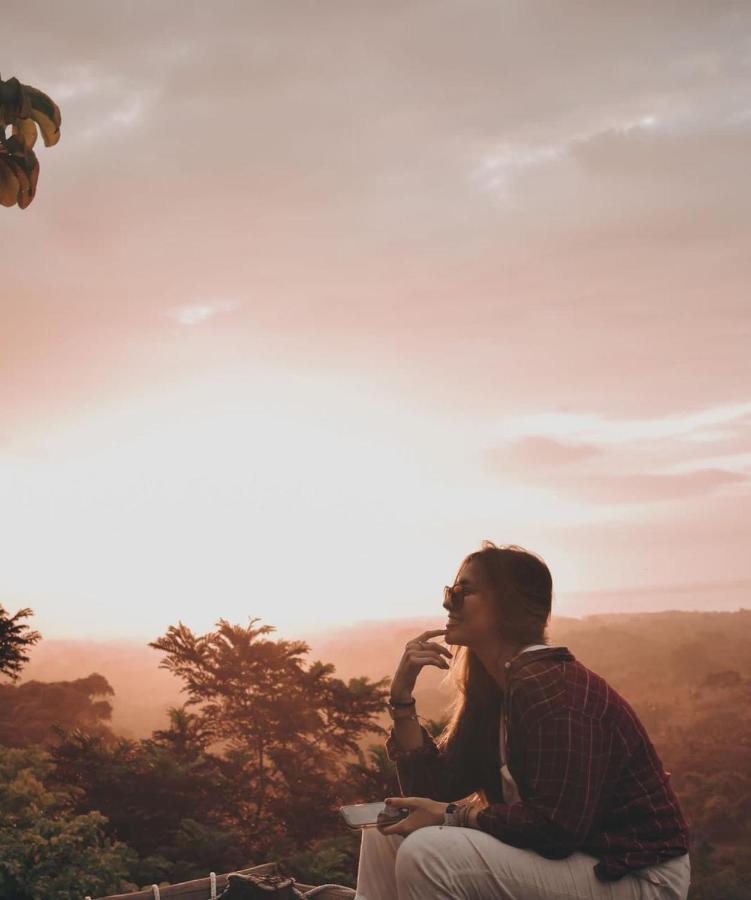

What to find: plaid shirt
left=386, top=646, right=690, bottom=882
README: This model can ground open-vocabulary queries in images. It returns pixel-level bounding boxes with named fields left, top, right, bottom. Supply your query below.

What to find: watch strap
left=443, top=802, right=461, bottom=826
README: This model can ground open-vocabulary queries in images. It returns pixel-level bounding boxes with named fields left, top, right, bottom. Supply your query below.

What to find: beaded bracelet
left=388, top=697, right=416, bottom=708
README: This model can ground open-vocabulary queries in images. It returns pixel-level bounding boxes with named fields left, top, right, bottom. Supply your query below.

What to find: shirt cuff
left=475, top=803, right=512, bottom=834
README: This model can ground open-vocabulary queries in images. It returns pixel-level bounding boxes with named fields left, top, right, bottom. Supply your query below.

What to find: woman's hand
left=377, top=796, right=447, bottom=837
left=390, top=629, right=452, bottom=701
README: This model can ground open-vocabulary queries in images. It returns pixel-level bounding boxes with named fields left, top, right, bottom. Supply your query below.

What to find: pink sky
left=1, top=1, right=749, bottom=642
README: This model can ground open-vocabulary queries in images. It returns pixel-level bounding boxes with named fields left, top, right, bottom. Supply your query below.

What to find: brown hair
left=435, top=542, right=553, bottom=803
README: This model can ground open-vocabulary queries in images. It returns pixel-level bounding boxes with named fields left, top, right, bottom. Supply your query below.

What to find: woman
left=355, top=542, right=690, bottom=900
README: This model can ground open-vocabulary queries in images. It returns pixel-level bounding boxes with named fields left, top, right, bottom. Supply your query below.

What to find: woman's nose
left=442, top=592, right=453, bottom=612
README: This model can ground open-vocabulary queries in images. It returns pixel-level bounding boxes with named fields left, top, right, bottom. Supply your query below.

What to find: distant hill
left=18, top=608, right=751, bottom=739
left=19, top=638, right=183, bottom=738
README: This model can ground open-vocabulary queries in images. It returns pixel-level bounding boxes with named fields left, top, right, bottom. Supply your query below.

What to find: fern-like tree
left=149, top=618, right=391, bottom=856
left=0, top=604, right=41, bottom=682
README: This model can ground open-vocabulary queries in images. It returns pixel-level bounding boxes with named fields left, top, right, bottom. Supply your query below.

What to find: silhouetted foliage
left=52, top=729, right=244, bottom=886
left=0, top=745, right=135, bottom=899
left=0, top=672, right=114, bottom=748
left=35, top=619, right=392, bottom=888
left=4, top=609, right=751, bottom=895
left=0, top=603, right=41, bottom=681
left=0, top=75, right=60, bottom=208
left=151, top=704, right=216, bottom=760
left=149, top=618, right=390, bottom=857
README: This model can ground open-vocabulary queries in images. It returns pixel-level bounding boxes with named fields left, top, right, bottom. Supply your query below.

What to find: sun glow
left=0, top=365, right=605, bottom=641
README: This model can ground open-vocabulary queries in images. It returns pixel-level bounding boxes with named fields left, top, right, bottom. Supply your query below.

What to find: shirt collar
left=506, top=645, right=574, bottom=672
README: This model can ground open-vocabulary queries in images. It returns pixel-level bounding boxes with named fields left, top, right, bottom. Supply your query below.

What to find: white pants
left=355, top=825, right=690, bottom=900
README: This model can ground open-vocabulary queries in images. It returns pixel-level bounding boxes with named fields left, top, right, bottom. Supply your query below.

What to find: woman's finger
left=408, top=635, right=452, bottom=657
left=407, top=648, right=451, bottom=663
left=377, top=797, right=420, bottom=836
left=407, top=653, right=450, bottom=669
left=409, top=637, right=452, bottom=652
left=416, top=628, right=447, bottom=639
left=421, top=643, right=453, bottom=659
left=408, top=643, right=451, bottom=657
left=377, top=822, right=405, bottom=836
left=386, top=796, right=420, bottom=809
left=408, top=656, right=449, bottom=670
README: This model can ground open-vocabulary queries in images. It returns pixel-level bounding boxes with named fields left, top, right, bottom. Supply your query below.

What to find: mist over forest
left=3, top=605, right=750, bottom=899
left=20, top=608, right=751, bottom=739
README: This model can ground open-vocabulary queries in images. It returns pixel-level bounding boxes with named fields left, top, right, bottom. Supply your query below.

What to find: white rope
left=151, top=886, right=161, bottom=900
left=300, top=887, right=355, bottom=897
left=209, top=871, right=217, bottom=899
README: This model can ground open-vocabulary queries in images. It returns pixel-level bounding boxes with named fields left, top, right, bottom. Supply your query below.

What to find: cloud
left=483, top=436, right=603, bottom=471
left=0, top=0, right=749, bottom=636
left=166, top=301, right=240, bottom=326
left=483, top=403, right=751, bottom=505
left=668, top=451, right=751, bottom=474
left=570, top=468, right=748, bottom=504
left=1, top=1, right=749, bottom=471
left=78, top=91, right=155, bottom=142
left=492, top=403, right=751, bottom=446
left=471, top=115, right=662, bottom=199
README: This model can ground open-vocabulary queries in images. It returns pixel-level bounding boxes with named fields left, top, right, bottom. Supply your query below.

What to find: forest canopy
left=2, top=606, right=750, bottom=898
left=0, top=610, right=394, bottom=897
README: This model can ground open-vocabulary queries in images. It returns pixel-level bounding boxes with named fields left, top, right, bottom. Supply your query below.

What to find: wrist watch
left=443, top=802, right=462, bottom=827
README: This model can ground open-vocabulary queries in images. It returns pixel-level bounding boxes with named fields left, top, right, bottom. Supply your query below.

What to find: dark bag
left=218, top=870, right=301, bottom=900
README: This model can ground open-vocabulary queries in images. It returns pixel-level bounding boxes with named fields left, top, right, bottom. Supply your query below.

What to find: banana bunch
left=0, top=75, right=61, bottom=209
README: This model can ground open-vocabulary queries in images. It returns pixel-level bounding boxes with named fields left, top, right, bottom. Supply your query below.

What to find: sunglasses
left=443, top=584, right=470, bottom=611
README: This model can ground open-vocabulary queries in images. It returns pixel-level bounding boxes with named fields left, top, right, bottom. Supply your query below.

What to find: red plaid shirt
left=386, top=646, right=690, bottom=882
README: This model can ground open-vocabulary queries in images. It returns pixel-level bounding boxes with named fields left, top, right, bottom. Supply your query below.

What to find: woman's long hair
left=435, top=541, right=553, bottom=803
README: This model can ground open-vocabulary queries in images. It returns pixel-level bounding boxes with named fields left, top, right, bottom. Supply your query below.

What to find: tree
left=149, top=618, right=390, bottom=856
left=0, top=672, right=115, bottom=748
left=0, top=744, right=135, bottom=899
left=656, top=668, right=751, bottom=898
left=151, top=704, right=216, bottom=761
left=346, top=744, right=399, bottom=802
left=0, top=604, right=41, bottom=682
left=0, top=75, right=61, bottom=208
left=52, top=729, right=245, bottom=887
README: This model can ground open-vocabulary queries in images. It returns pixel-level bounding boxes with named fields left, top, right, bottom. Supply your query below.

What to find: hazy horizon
left=18, top=607, right=751, bottom=742
left=2, top=1, right=749, bottom=642
left=11, top=577, right=751, bottom=645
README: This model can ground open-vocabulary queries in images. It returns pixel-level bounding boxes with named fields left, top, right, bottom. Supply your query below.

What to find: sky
left=1, top=0, right=750, bottom=642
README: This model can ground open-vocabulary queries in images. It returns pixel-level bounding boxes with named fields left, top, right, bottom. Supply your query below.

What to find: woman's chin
left=445, top=622, right=466, bottom=645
